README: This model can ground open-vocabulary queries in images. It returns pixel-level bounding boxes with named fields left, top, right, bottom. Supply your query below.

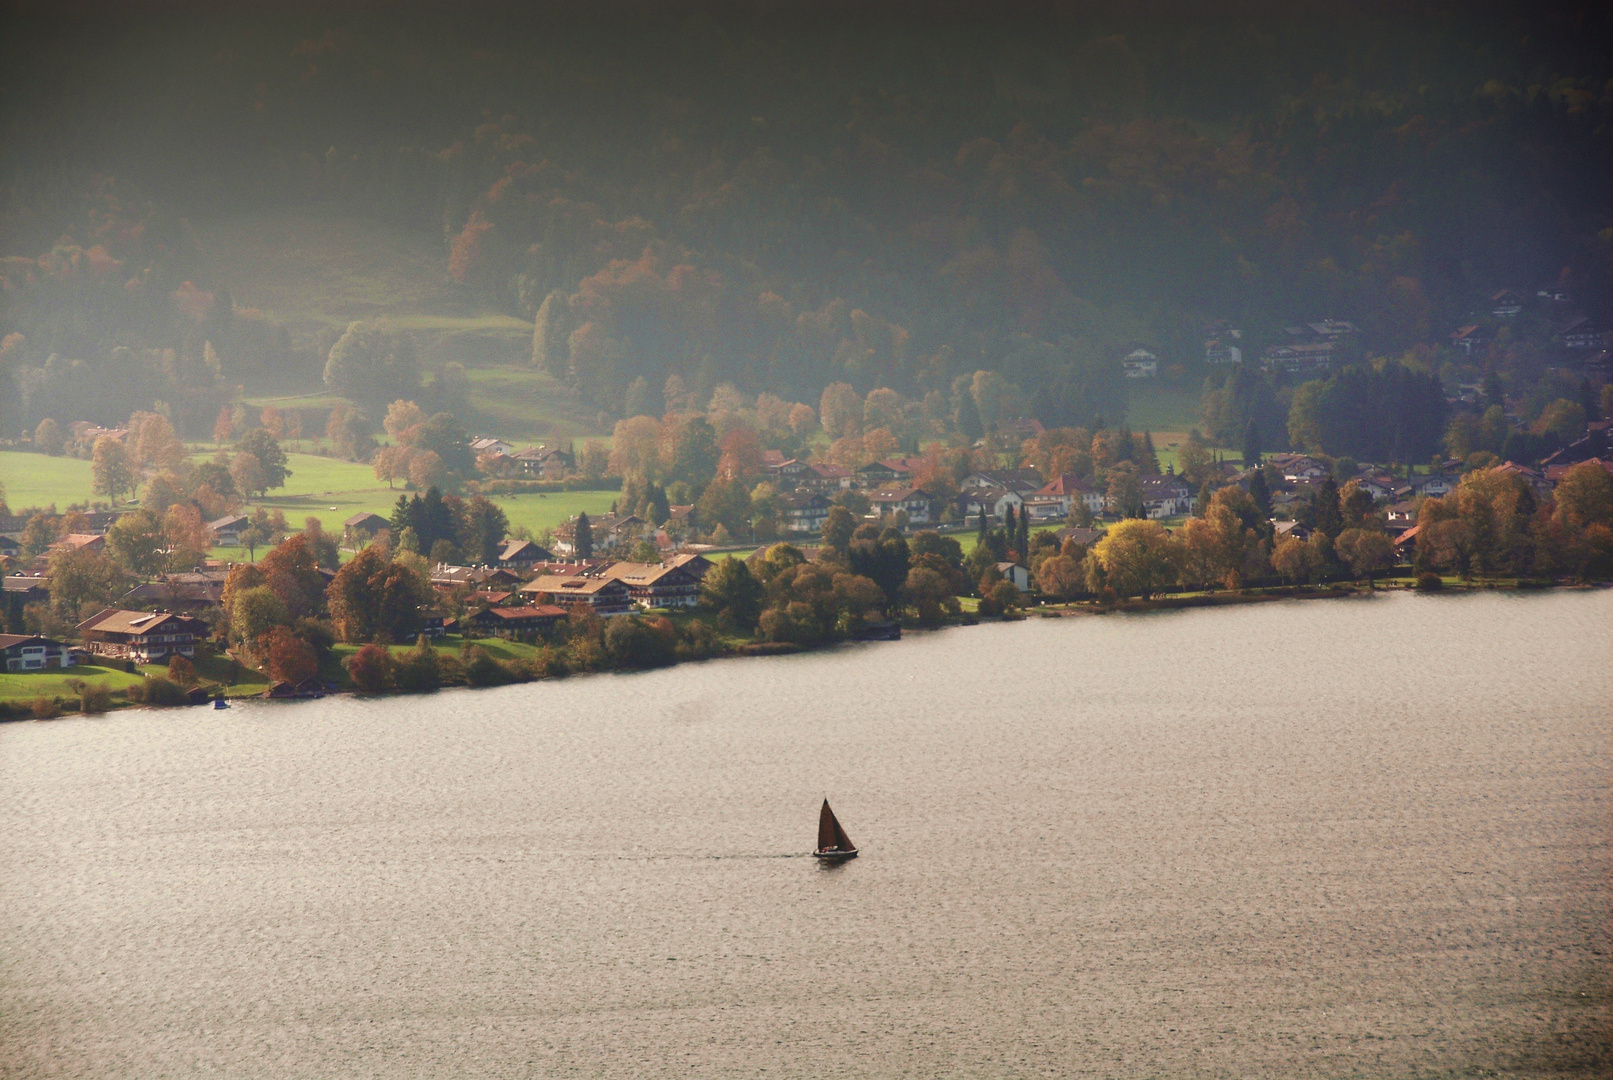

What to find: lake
left=3, top=590, right=1609, bottom=1077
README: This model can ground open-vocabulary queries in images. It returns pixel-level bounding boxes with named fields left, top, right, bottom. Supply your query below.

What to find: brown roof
left=476, top=605, right=566, bottom=622
left=598, top=561, right=695, bottom=586
left=0, top=633, right=67, bottom=651
left=519, top=575, right=627, bottom=596
left=75, top=608, right=205, bottom=636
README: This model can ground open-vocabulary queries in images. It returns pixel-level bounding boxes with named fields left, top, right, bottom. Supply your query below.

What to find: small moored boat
left=814, top=799, right=858, bottom=860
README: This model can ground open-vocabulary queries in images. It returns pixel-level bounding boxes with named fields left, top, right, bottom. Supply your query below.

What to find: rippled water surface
left=4, top=590, right=1611, bottom=1077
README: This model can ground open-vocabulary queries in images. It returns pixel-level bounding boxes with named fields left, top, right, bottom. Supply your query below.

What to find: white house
left=0, top=634, right=73, bottom=671
left=994, top=562, right=1031, bottom=592
left=1122, top=348, right=1159, bottom=378
left=868, top=486, right=934, bottom=525
left=1412, top=473, right=1461, bottom=498
left=780, top=491, right=832, bottom=533
left=957, top=487, right=1024, bottom=521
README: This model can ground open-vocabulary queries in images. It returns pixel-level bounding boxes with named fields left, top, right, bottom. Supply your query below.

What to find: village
left=4, top=387, right=1610, bottom=713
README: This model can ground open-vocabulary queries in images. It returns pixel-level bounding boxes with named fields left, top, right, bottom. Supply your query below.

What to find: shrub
left=604, top=615, right=674, bottom=668
left=461, top=644, right=516, bottom=687
left=1415, top=572, right=1444, bottom=592
left=394, top=637, right=441, bottom=691
left=128, top=676, right=190, bottom=707
left=262, top=627, right=319, bottom=684
left=79, top=683, right=113, bottom=714
left=167, top=655, right=196, bottom=686
left=30, top=696, right=58, bottom=719
left=345, top=643, right=396, bottom=692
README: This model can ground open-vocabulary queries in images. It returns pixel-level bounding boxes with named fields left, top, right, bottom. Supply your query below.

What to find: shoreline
left=6, top=576, right=1605, bottom=720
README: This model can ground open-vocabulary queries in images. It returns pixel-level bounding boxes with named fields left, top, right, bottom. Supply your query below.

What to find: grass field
left=0, top=452, right=99, bottom=512
left=0, top=664, right=148, bottom=705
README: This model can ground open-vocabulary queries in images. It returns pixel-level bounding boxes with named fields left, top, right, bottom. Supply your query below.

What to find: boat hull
left=813, top=848, right=858, bottom=860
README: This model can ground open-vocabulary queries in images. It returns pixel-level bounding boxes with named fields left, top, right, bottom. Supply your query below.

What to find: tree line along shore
left=4, top=447, right=1610, bottom=719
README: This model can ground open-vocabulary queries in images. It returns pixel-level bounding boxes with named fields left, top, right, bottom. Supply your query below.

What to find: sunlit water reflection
left=3, top=589, right=1609, bottom=1076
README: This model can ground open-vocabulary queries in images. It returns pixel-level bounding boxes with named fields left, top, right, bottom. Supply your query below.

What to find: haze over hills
left=1, top=0, right=1610, bottom=447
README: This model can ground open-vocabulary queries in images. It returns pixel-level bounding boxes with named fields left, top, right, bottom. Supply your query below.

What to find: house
left=263, top=677, right=333, bottom=700
left=1204, top=334, right=1243, bottom=365
left=554, top=513, right=651, bottom=555
left=121, top=578, right=224, bottom=612
left=1554, top=314, right=1605, bottom=350
left=1268, top=454, right=1330, bottom=482
left=1139, top=475, right=1195, bottom=518
left=854, top=459, right=913, bottom=488
left=2, top=573, right=50, bottom=605
left=1541, top=423, right=1613, bottom=472
left=799, top=463, right=853, bottom=492
left=344, top=512, right=390, bottom=535
left=957, top=487, right=1024, bottom=522
left=510, top=445, right=573, bottom=479
left=1035, top=474, right=1105, bottom=516
left=1489, top=289, right=1525, bottom=318
left=469, top=437, right=514, bottom=458
left=1491, top=461, right=1554, bottom=499
left=464, top=604, right=567, bottom=637
left=599, top=560, right=705, bottom=608
left=50, top=533, right=106, bottom=556
left=0, top=534, right=20, bottom=557
left=1412, top=473, right=1460, bottom=498
left=1346, top=472, right=1398, bottom=501
left=518, top=574, right=632, bottom=614
left=1385, top=500, right=1421, bottom=526
left=1304, top=319, right=1360, bottom=338
left=764, top=458, right=813, bottom=487
left=1052, top=526, right=1105, bottom=550
left=961, top=469, right=1043, bottom=492
left=1121, top=347, right=1158, bottom=378
left=1261, top=341, right=1335, bottom=373
left=0, top=634, right=73, bottom=671
left=1449, top=325, right=1485, bottom=355
left=995, top=562, right=1031, bottom=592
left=496, top=539, right=554, bottom=569
left=209, top=514, right=250, bottom=546
left=430, top=565, right=523, bottom=590
left=665, top=552, right=714, bottom=580
left=1020, top=494, right=1069, bottom=523
left=868, top=486, right=934, bottom=525
left=779, top=490, right=833, bottom=534
left=999, top=418, right=1047, bottom=442
left=76, top=608, right=208, bottom=663
left=1273, top=520, right=1312, bottom=542
left=1545, top=457, right=1613, bottom=483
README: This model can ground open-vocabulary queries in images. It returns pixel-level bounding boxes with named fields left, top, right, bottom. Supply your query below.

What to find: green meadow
left=1, top=448, right=619, bottom=555
left=0, top=452, right=98, bottom=512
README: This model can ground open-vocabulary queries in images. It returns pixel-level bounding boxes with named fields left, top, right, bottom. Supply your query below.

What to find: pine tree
left=1248, top=469, right=1273, bottom=517
left=1016, top=505, right=1030, bottom=558
left=957, top=393, right=984, bottom=443
left=573, top=511, right=594, bottom=559
left=1140, top=431, right=1161, bottom=474
left=977, top=506, right=989, bottom=543
left=1242, top=420, right=1262, bottom=469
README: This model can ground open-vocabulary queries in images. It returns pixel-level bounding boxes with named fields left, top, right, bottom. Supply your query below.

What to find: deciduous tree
left=91, top=436, right=133, bottom=504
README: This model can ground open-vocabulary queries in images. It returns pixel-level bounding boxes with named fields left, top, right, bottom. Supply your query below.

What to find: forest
left=1, top=1, right=1610, bottom=460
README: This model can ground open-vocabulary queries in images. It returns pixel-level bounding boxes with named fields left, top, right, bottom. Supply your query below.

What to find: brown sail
left=817, top=799, right=856, bottom=854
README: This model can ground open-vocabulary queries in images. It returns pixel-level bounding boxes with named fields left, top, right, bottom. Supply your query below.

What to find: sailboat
left=814, top=799, right=858, bottom=860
